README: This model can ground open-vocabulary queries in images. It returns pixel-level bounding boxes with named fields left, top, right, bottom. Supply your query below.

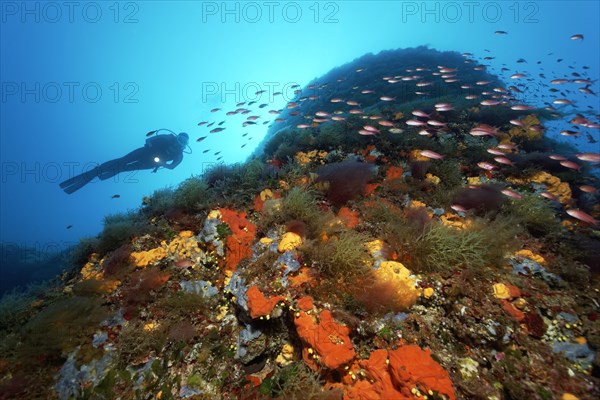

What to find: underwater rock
left=277, top=250, right=301, bottom=275
left=225, top=272, right=249, bottom=311
left=552, top=342, right=595, bottom=369
left=557, top=312, right=579, bottom=324
left=8, top=44, right=600, bottom=400
left=235, top=324, right=265, bottom=365
left=92, top=331, right=108, bottom=348
left=198, top=211, right=225, bottom=256
left=56, top=349, right=115, bottom=400
left=100, top=308, right=127, bottom=328
left=510, top=255, right=562, bottom=286
left=128, top=358, right=156, bottom=388
left=254, top=230, right=280, bottom=256
left=276, top=250, right=303, bottom=287
left=179, top=385, right=205, bottom=398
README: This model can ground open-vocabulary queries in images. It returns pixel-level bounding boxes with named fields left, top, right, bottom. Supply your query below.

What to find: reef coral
left=1, top=46, right=599, bottom=400
left=508, top=170, right=573, bottom=205
left=246, top=286, right=285, bottom=319
left=294, top=307, right=356, bottom=370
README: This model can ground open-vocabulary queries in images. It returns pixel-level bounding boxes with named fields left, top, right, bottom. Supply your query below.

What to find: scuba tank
left=145, top=129, right=192, bottom=171
left=145, top=128, right=192, bottom=154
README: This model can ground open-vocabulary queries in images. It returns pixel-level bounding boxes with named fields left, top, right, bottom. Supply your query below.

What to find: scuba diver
left=59, top=130, right=190, bottom=194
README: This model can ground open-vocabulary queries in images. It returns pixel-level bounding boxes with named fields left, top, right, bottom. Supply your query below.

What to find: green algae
left=304, top=229, right=372, bottom=279
left=173, top=176, right=212, bottom=212
left=501, top=194, right=562, bottom=237
left=19, top=296, right=108, bottom=361
left=413, top=217, right=521, bottom=273
left=258, top=363, right=335, bottom=400
left=97, top=212, right=153, bottom=255
left=259, top=187, right=327, bottom=238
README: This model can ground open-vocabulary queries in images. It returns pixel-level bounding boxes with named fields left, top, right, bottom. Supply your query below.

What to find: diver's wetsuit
left=96, top=135, right=184, bottom=180
left=59, top=134, right=186, bottom=194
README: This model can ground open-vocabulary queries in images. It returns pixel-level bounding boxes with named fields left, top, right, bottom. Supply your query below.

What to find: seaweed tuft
left=304, top=229, right=372, bottom=279
left=501, top=194, right=562, bottom=237
left=411, top=216, right=521, bottom=274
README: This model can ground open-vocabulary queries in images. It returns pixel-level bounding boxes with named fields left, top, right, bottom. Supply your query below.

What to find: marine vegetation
left=18, top=296, right=109, bottom=362
left=96, top=212, right=153, bottom=255
left=1, top=46, right=599, bottom=400
left=172, top=176, right=212, bottom=212
left=411, top=216, right=521, bottom=274
left=315, top=160, right=376, bottom=206
left=303, top=229, right=372, bottom=278
left=501, top=194, right=563, bottom=236
left=258, top=187, right=325, bottom=238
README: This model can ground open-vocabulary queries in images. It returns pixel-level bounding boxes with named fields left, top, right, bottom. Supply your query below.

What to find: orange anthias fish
left=420, top=150, right=444, bottom=160
left=566, top=209, right=598, bottom=225
left=175, top=259, right=194, bottom=268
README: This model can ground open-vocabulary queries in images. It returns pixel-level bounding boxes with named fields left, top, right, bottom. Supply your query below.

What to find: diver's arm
left=164, top=153, right=183, bottom=169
